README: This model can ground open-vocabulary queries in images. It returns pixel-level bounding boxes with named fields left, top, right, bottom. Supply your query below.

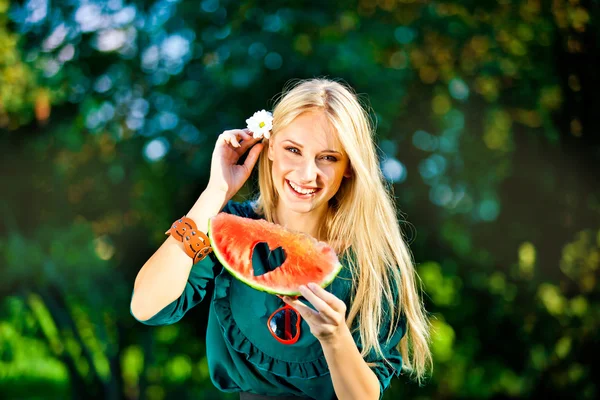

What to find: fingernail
left=308, top=283, right=317, bottom=290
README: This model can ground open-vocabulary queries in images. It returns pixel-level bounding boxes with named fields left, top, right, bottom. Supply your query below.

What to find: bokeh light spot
left=449, top=78, right=469, bottom=101
left=430, top=183, right=453, bottom=206
left=264, top=52, right=282, bottom=70
left=394, top=26, right=416, bottom=44
left=478, top=198, right=500, bottom=221
left=143, top=137, right=170, bottom=162
left=381, top=157, right=407, bottom=184
left=413, top=130, right=438, bottom=152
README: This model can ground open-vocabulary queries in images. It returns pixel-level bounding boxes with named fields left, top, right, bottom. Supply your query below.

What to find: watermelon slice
left=208, top=213, right=343, bottom=296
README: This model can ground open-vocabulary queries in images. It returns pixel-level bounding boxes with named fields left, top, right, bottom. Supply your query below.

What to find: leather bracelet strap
left=166, top=217, right=213, bottom=263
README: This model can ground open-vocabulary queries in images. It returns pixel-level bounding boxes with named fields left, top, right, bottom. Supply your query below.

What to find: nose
left=298, top=158, right=318, bottom=184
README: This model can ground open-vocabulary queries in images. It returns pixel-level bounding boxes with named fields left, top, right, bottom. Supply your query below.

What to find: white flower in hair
left=246, top=109, right=273, bottom=139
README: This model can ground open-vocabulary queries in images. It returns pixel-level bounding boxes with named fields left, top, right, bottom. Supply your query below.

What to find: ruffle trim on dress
left=212, top=268, right=331, bottom=379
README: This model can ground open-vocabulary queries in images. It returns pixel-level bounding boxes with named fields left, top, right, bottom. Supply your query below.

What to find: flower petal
left=246, top=109, right=273, bottom=140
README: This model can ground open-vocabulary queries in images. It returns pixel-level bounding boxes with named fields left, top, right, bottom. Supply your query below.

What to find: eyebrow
left=283, top=140, right=342, bottom=155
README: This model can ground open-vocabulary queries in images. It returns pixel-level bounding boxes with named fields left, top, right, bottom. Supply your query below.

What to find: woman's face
left=268, top=110, right=352, bottom=214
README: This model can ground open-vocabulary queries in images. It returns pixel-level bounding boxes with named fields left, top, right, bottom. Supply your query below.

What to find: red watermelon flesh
left=209, top=213, right=343, bottom=296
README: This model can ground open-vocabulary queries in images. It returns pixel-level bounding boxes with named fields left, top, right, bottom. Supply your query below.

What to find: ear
left=343, top=164, right=352, bottom=179
left=268, top=138, right=275, bottom=161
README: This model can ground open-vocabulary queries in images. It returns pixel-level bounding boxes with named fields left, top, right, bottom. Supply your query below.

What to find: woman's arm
left=321, top=329, right=381, bottom=400
left=130, top=187, right=228, bottom=321
left=283, top=284, right=380, bottom=400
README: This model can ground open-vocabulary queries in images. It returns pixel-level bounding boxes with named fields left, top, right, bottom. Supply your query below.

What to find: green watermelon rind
left=208, top=216, right=344, bottom=296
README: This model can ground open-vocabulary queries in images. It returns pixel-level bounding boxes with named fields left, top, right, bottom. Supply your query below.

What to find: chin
left=282, top=195, right=331, bottom=215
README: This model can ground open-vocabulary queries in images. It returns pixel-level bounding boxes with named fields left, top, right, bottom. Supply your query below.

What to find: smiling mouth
left=286, top=179, right=321, bottom=196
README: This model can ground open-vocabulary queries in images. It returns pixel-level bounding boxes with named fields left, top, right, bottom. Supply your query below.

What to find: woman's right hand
left=207, top=128, right=265, bottom=199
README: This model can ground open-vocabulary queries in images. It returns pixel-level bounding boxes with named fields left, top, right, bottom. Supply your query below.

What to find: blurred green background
left=1, top=0, right=599, bottom=399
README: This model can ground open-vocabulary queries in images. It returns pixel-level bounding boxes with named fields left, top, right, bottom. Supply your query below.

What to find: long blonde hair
left=253, top=78, right=432, bottom=383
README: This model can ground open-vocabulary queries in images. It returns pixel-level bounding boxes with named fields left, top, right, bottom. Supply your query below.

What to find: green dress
left=131, top=200, right=406, bottom=399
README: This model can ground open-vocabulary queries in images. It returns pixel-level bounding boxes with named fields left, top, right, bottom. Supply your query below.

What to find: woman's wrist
left=186, top=187, right=229, bottom=226
left=318, top=323, right=352, bottom=348
left=205, top=181, right=232, bottom=197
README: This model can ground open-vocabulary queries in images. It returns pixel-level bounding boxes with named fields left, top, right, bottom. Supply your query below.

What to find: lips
left=285, top=179, right=321, bottom=197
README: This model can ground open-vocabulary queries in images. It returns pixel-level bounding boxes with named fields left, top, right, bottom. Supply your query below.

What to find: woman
left=130, top=78, right=432, bottom=399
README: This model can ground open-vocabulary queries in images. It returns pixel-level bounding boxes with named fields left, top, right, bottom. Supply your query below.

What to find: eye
left=285, top=146, right=300, bottom=154
left=284, top=146, right=338, bottom=162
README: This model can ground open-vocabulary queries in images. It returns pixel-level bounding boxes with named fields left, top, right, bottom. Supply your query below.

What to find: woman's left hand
left=281, top=283, right=349, bottom=344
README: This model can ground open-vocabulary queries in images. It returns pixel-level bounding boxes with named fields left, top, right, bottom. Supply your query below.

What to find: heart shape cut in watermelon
left=251, top=242, right=287, bottom=276
left=209, top=213, right=343, bottom=296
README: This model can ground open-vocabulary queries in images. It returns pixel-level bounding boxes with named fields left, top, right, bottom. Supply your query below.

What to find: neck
left=273, top=204, right=329, bottom=241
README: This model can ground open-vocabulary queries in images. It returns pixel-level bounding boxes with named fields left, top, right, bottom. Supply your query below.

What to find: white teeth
left=288, top=180, right=317, bottom=195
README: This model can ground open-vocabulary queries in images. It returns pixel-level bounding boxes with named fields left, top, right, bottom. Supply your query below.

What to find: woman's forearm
left=130, top=187, right=228, bottom=321
left=321, top=329, right=380, bottom=400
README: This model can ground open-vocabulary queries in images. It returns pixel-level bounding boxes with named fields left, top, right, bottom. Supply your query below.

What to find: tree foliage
left=1, top=0, right=599, bottom=399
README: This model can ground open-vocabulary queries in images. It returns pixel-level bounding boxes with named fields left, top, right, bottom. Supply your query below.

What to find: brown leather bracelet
left=166, top=217, right=213, bottom=263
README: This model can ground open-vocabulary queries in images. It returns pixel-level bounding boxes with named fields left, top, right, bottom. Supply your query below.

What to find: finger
left=236, top=129, right=253, bottom=141
left=298, top=285, right=339, bottom=323
left=240, top=128, right=253, bottom=138
left=223, top=129, right=252, bottom=140
left=217, top=133, right=232, bottom=147
left=221, top=129, right=261, bottom=150
left=242, top=127, right=255, bottom=137
left=242, top=142, right=264, bottom=172
left=226, top=132, right=241, bottom=148
left=220, top=130, right=246, bottom=148
left=306, top=283, right=347, bottom=314
left=237, top=133, right=261, bottom=151
left=282, top=296, right=319, bottom=322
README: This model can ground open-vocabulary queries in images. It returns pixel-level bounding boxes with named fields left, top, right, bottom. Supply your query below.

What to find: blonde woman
left=130, top=78, right=432, bottom=400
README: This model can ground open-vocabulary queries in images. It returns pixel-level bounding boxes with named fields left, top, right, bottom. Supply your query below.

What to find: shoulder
left=221, top=199, right=262, bottom=219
